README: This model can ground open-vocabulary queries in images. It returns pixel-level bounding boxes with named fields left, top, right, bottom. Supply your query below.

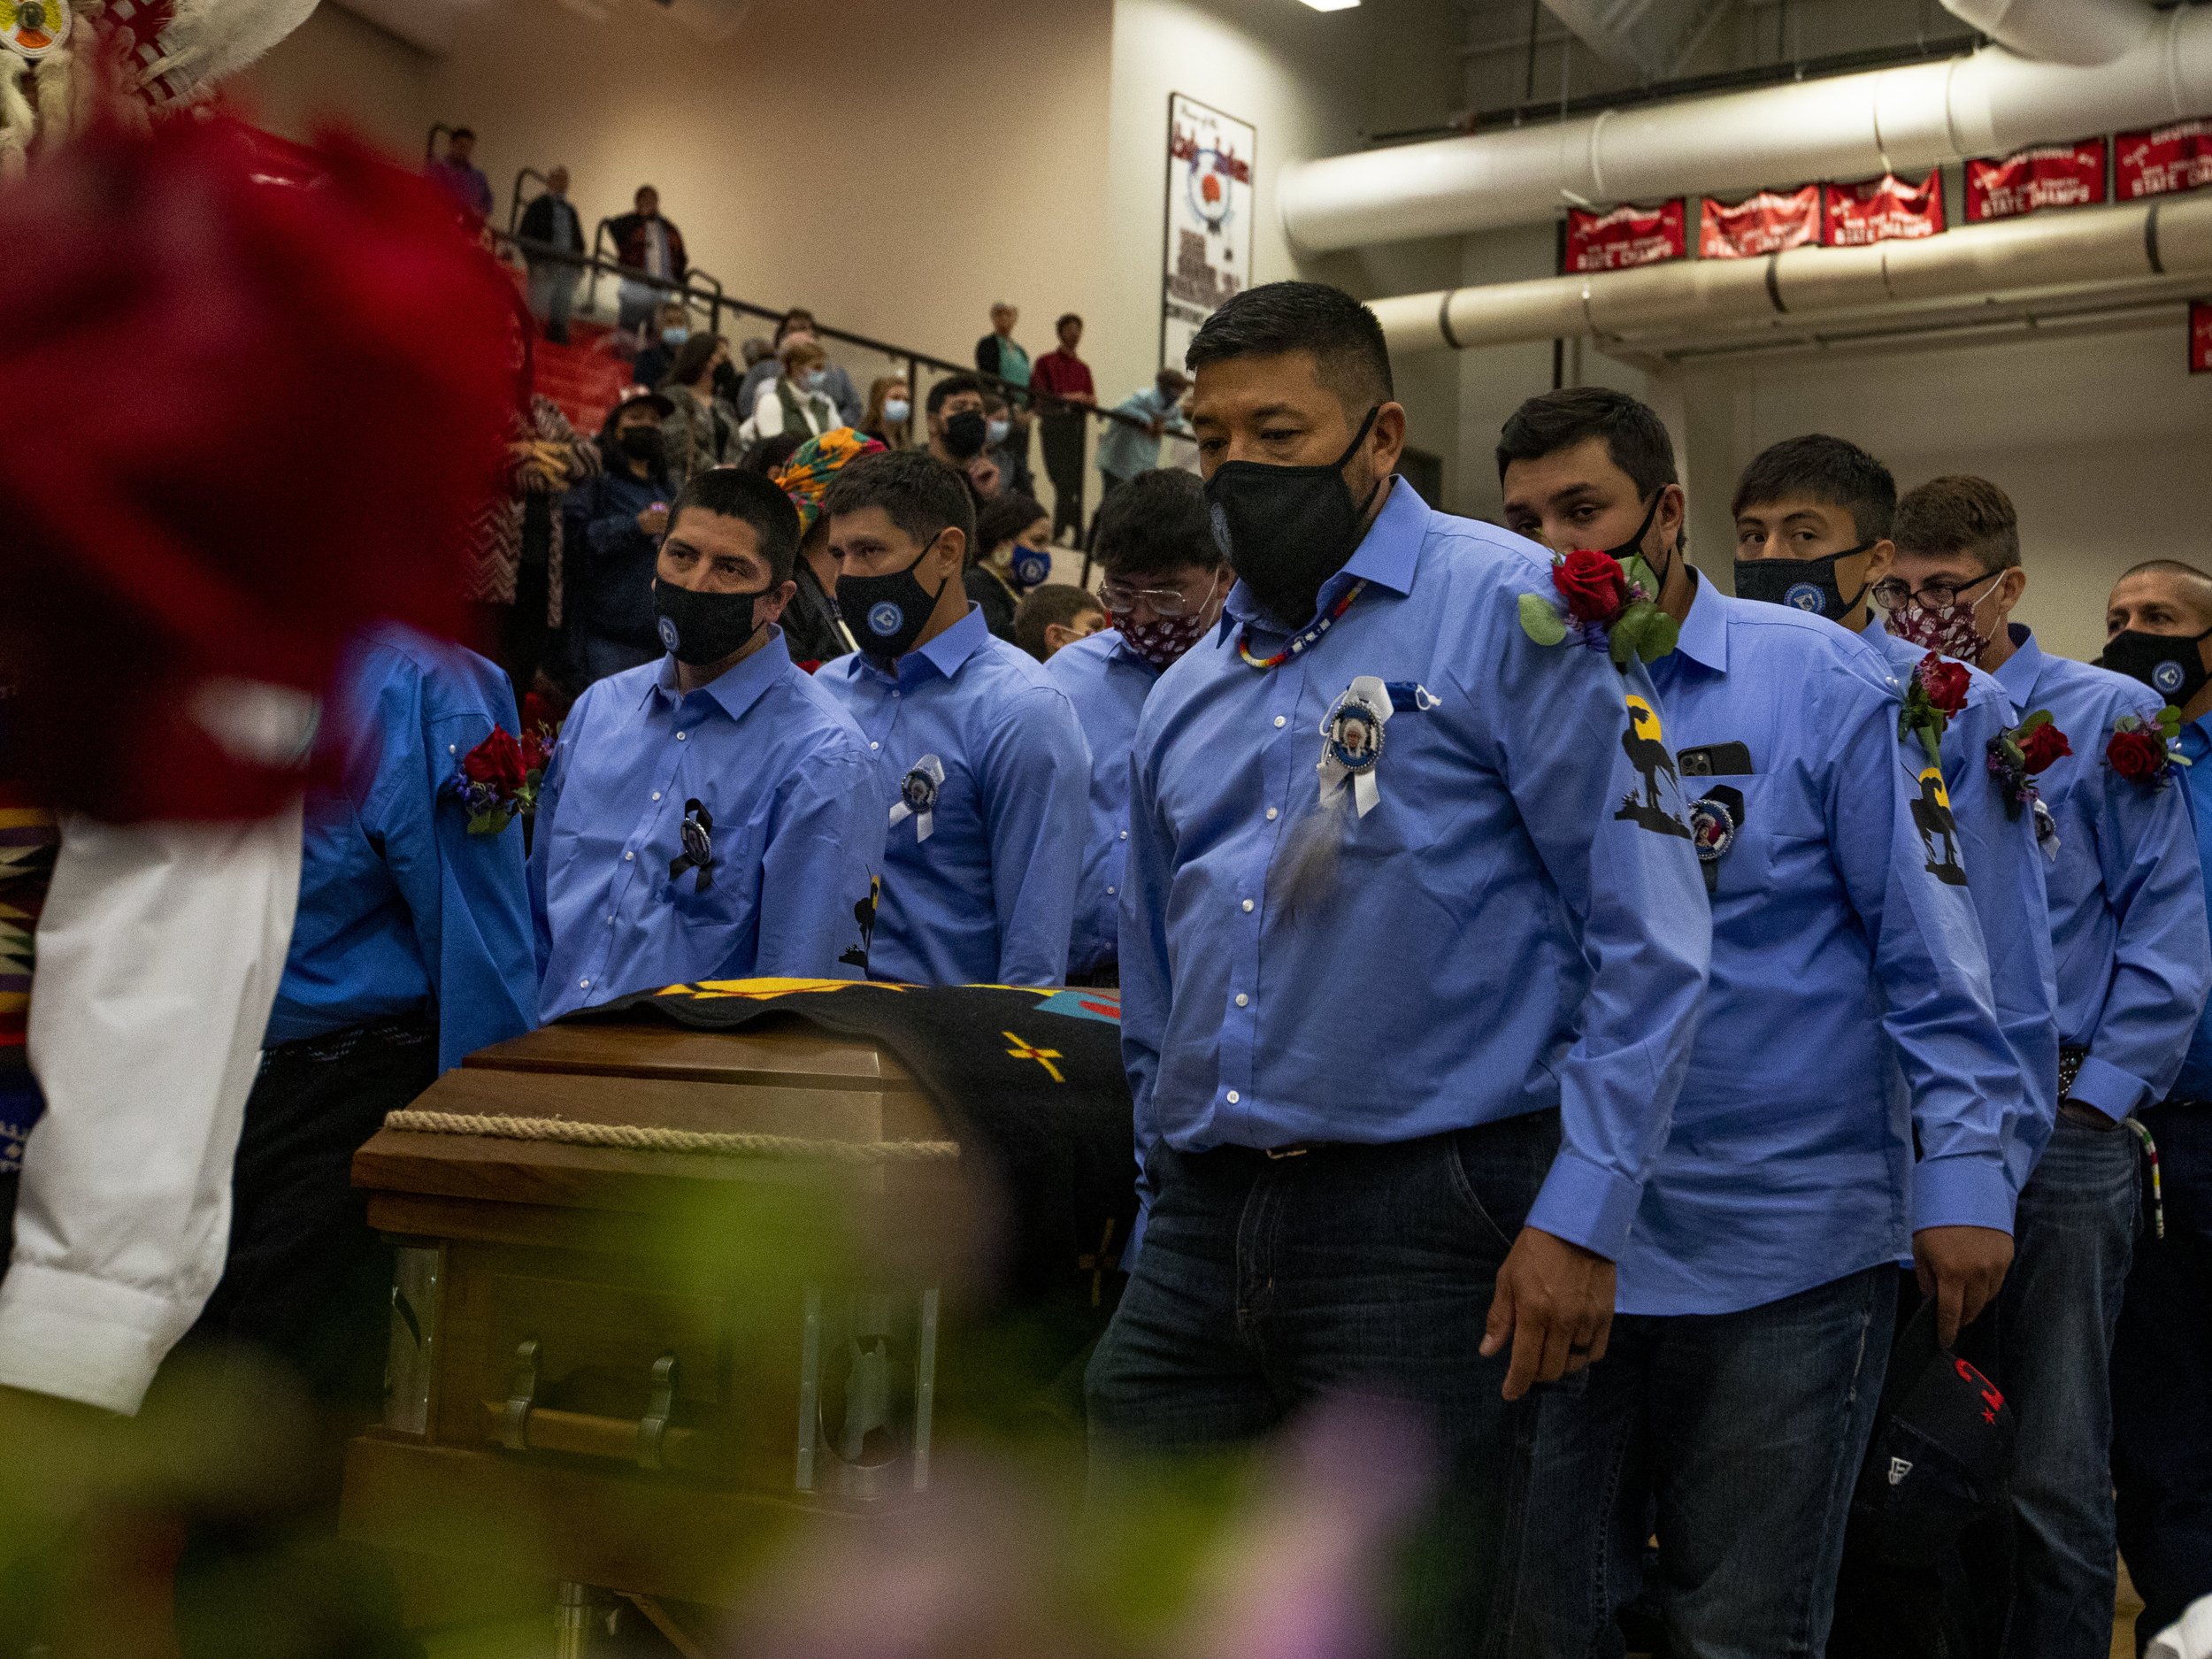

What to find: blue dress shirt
left=818, top=604, right=1090, bottom=987
left=1119, top=480, right=1711, bottom=1260
left=266, top=625, right=537, bottom=1073
left=1043, top=627, right=1158, bottom=976
left=1618, top=576, right=2021, bottom=1317
left=531, top=631, right=886, bottom=1022
left=1992, top=626, right=2211, bottom=1110
left=1863, top=617, right=2058, bottom=1187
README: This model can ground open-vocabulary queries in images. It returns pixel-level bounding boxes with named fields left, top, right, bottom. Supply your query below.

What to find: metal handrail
left=425, top=122, right=457, bottom=162
left=508, top=166, right=551, bottom=237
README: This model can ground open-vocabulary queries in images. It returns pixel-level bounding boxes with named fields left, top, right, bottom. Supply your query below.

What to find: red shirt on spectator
left=1030, top=349, right=1094, bottom=404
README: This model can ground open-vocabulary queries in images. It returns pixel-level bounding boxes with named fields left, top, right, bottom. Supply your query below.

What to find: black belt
left=2058, top=1044, right=2089, bottom=1099
left=263, top=1010, right=435, bottom=1068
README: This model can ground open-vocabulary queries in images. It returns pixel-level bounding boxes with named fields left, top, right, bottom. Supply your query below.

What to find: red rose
left=1916, top=655, right=1971, bottom=718
left=462, top=726, right=526, bottom=794
left=518, top=726, right=554, bottom=775
left=2108, top=727, right=2169, bottom=783
left=521, top=691, right=559, bottom=732
left=2017, top=721, right=2071, bottom=774
left=1553, top=549, right=1632, bottom=626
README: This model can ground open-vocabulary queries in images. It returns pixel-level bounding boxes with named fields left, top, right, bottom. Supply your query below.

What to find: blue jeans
left=1086, top=1112, right=1559, bottom=1659
left=1495, top=1265, right=1897, bottom=1659
left=526, top=259, right=576, bottom=344
left=1988, top=1108, right=2139, bottom=1659
left=2113, top=1100, right=2212, bottom=1654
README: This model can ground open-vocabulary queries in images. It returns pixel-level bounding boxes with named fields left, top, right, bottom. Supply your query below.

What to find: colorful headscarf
left=774, top=426, right=887, bottom=535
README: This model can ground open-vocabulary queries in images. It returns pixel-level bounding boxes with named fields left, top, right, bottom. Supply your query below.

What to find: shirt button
left=1240, top=898, right=1254, bottom=913
left=676, top=732, right=687, bottom=741
left=1225, top=1089, right=1240, bottom=1104
left=580, top=978, right=591, bottom=989
left=892, top=690, right=902, bottom=699
left=652, top=791, right=662, bottom=802
left=871, top=741, right=880, bottom=750
left=1118, top=829, right=1128, bottom=841
left=1265, top=807, right=1279, bottom=821
left=625, top=851, right=635, bottom=861
left=1106, top=885, right=1117, bottom=895
left=1273, top=715, right=1286, bottom=728
left=1235, top=993, right=1249, bottom=1008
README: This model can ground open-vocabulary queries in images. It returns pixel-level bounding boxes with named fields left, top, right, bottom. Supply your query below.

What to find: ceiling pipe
left=1937, top=0, right=2155, bottom=68
left=1279, top=4, right=2212, bottom=252
left=1366, top=192, right=2212, bottom=354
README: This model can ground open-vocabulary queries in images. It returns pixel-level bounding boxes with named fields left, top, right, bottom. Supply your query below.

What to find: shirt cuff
left=2066, top=1055, right=2150, bottom=1123
left=1526, top=1148, right=1645, bottom=1262
left=0, top=1261, right=188, bottom=1416
left=1910, top=1152, right=2016, bottom=1237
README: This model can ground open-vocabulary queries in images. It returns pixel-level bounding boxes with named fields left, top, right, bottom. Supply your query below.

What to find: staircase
left=533, top=318, right=634, bottom=435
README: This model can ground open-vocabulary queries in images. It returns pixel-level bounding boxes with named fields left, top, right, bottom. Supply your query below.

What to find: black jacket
left=518, top=193, right=586, bottom=259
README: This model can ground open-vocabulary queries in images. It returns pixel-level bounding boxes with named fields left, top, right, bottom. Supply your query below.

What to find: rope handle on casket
left=381, top=1108, right=960, bottom=1163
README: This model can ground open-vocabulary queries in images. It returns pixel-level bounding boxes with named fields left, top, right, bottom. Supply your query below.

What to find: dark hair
left=742, top=431, right=806, bottom=475
left=1893, top=475, right=2022, bottom=572
left=1014, top=584, right=1103, bottom=661
left=1732, top=434, right=1896, bottom=545
left=2124, top=557, right=2212, bottom=584
left=1495, top=386, right=1675, bottom=497
left=926, top=373, right=985, bottom=417
left=449, top=127, right=476, bottom=143
left=1094, top=469, right=1220, bottom=580
left=974, top=492, right=1048, bottom=562
left=634, top=184, right=657, bottom=202
left=822, top=449, right=976, bottom=556
left=1056, top=312, right=1083, bottom=334
left=1187, top=280, right=1393, bottom=415
left=669, top=332, right=721, bottom=389
left=667, top=465, right=802, bottom=585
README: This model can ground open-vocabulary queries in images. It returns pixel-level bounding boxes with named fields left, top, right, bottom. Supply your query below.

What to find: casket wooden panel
left=341, top=1016, right=971, bottom=1608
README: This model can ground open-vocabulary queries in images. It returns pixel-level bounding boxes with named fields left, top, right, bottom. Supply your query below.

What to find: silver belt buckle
left=1263, top=1144, right=1310, bottom=1160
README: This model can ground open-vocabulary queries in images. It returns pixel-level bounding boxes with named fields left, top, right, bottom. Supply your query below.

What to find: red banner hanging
left=1824, top=170, right=1946, bottom=246
left=1699, top=185, right=1822, bottom=260
left=1965, top=139, right=2108, bottom=221
left=1564, top=200, right=1688, bottom=273
left=2117, top=120, right=2212, bottom=200
left=2193, top=301, right=2212, bottom=375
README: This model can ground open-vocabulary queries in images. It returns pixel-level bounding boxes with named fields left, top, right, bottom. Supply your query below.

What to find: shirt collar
left=1672, top=569, right=1729, bottom=672
left=1220, top=476, right=1427, bottom=636
left=643, top=628, right=791, bottom=722
left=1993, top=623, right=2043, bottom=707
left=856, top=601, right=993, bottom=686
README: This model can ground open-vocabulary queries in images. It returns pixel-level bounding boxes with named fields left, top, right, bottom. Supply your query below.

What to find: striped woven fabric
left=0, top=779, right=58, bottom=1174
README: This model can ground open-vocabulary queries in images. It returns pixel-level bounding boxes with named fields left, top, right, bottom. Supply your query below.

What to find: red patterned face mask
left=1886, top=587, right=1998, bottom=665
left=1111, top=574, right=1226, bottom=672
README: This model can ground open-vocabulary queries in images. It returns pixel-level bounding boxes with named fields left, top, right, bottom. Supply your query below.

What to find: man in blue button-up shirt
left=1494, top=391, right=2020, bottom=1659
left=195, top=623, right=536, bottom=1406
left=1043, top=469, right=1228, bottom=985
left=533, top=467, right=885, bottom=1019
left=816, top=449, right=1089, bottom=987
left=1882, top=485, right=2208, bottom=1659
left=1084, top=285, right=1710, bottom=1657
left=2098, top=557, right=2212, bottom=1652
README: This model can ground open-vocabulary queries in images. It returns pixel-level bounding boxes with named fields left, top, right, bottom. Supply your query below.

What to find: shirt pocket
left=655, top=814, right=766, bottom=934
left=1685, top=768, right=1824, bottom=899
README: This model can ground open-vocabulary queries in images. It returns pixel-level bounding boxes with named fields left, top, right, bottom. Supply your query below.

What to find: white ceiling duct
left=1938, top=0, right=2154, bottom=69
left=1541, top=0, right=1733, bottom=81
left=1368, top=192, right=2212, bottom=356
left=1280, top=4, right=2212, bottom=251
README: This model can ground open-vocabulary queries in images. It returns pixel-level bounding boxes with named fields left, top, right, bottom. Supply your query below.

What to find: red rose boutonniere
left=1899, top=652, right=1971, bottom=764
left=1519, top=549, right=1678, bottom=667
left=449, top=716, right=561, bottom=835
left=1985, top=708, right=2070, bottom=823
left=2107, top=706, right=2186, bottom=789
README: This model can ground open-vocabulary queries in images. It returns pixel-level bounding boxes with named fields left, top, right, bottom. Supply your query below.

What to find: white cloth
left=2150, top=1595, right=2212, bottom=1659
left=749, top=380, right=836, bottom=442
left=0, top=807, right=303, bottom=1415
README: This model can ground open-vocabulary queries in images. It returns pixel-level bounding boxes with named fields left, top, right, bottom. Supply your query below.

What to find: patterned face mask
left=1886, top=585, right=1998, bottom=665
left=1112, top=573, right=1226, bottom=672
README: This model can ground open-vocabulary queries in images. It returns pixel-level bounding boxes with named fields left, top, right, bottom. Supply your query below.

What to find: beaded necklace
left=1236, top=580, right=1366, bottom=672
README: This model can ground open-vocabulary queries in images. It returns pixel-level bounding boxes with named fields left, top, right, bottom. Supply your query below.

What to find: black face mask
left=837, top=532, right=951, bottom=662
left=941, top=411, right=989, bottom=461
left=2100, top=626, right=2212, bottom=708
left=618, top=426, right=664, bottom=466
left=653, top=579, right=771, bottom=667
left=1205, top=405, right=1382, bottom=626
left=1732, top=541, right=1874, bottom=621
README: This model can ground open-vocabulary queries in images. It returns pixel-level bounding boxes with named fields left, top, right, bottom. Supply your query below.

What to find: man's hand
left=1912, top=1225, right=2013, bottom=1347
left=636, top=504, right=669, bottom=536
left=1481, top=1226, right=1616, bottom=1401
left=965, top=456, right=1002, bottom=498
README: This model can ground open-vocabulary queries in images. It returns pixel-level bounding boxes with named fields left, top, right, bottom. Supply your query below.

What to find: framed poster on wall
left=1162, top=93, right=1256, bottom=374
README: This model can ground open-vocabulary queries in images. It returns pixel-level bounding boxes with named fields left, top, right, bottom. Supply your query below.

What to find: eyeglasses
left=1098, top=578, right=1216, bottom=618
left=1871, top=571, right=2001, bottom=612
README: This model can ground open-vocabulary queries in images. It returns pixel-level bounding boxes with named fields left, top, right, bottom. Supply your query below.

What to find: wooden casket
left=340, top=985, right=1133, bottom=1617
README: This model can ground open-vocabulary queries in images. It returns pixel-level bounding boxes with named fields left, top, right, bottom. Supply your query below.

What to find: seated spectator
left=560, top=386, right=674, bottom=687
left=518, top=166, right=586, bottom=343
left=774, top=307, right=863, bottom=424
left=1043, top=468, right=1225, bottom=985
left=750, top=335, right=840, bottom=443
left=965, top=491, right=1051, bottom=642
left=772, top=426, right=887, bottom=666
left=981, top=388, right=1034, bottom=497
left=862, top=375, right=913, bottom=450
left=533, top=467, right=886, bottom=1020
left=465, top=390, right=601, bottom=695
left=740, top=337, right=773, bottom=371
left=1095, top=368, right=1192, bottom=508
left=923, top=373, right=1001, bottom=503
left=815, top=450, right=1089, bottom=987
left=1014, top=583, right=1104, bottom=663
left=426, top=127, right=492, bottom=222
left=660, top=334, right=739, bottom=488
left=608, top=185, right=686, bottom=337
left=631, top=300, right=691, bottom=390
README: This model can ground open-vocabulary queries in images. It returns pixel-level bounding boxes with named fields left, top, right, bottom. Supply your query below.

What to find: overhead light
left=1299, top=0, right=1360, bottom=10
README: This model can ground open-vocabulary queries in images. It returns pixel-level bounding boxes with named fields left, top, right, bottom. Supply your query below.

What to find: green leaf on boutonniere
left=1608, top=601, right=1678, bottom=666
left=1518, top=591, right=1568, bottom=647
left=465, top=807, right=512, bottom=836
left=1624, top=554, right=1663, bottom=598
left=2017, top=709, right=2052, bottom=735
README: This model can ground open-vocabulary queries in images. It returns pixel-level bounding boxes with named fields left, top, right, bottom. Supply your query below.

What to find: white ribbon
left=1316, top=675, right=1394, bottom=818
left=888, top=753, right=946, bottom=843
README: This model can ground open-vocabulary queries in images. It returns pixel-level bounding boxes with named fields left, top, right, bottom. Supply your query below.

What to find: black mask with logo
left=2100, top=626, right=2212, bottom=709
left=1732, top=541, right=1874, bottom=621
left=837, top=531, right=951, bottom=662
left=1204, top=406, right=1382, bottom=626
left=941, top=411, right=989, bottom=461
left=653, top=579, right=771, bottom=667
left=618, top=425, right=664, bottom=467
